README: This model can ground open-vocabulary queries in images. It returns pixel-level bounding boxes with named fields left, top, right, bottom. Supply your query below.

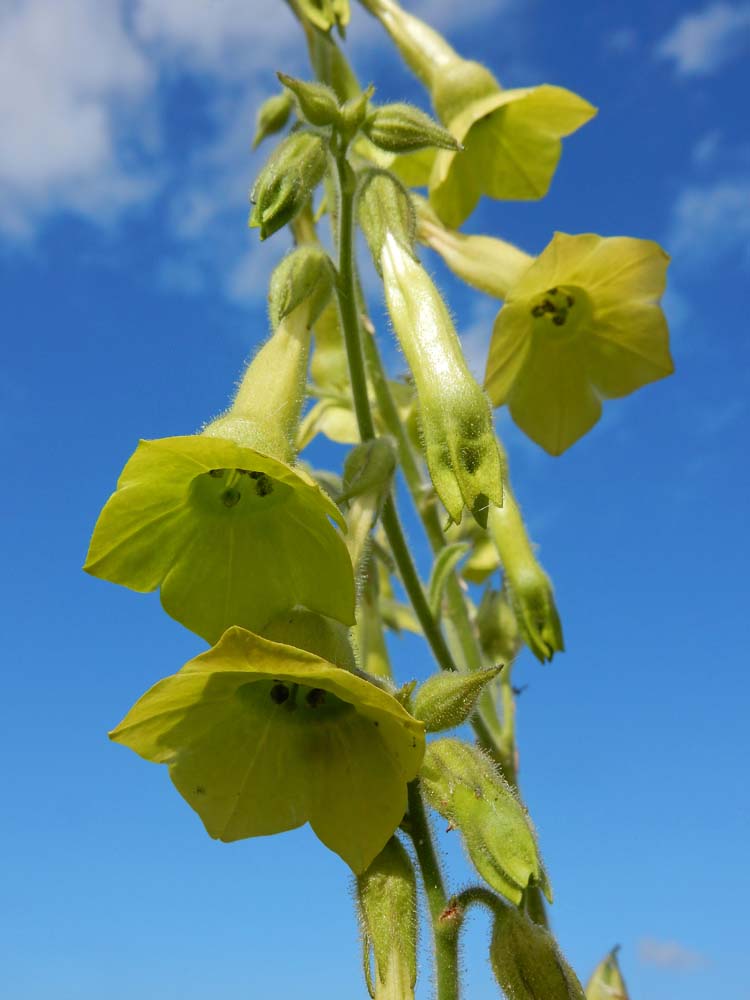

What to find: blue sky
left=2, top=1, right=749, bottom=998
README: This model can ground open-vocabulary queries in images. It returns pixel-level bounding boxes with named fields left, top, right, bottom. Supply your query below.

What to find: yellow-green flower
left=485, top=232, right=674, bottom=455
left=110, top=627, right=425, bottom=873
left=359, top=0, right=595, bottom=226
left=84, top=434, right=355, bottom=643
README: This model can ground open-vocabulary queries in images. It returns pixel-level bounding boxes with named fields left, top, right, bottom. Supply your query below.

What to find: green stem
left=407, top=782, right=460, bottom=1000
left=334, top=146, right=459, bottom=1000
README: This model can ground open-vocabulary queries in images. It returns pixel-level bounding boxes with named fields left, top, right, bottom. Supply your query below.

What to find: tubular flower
left=84, top=435, right=355, bottom=644
left=485, top=232, right=674, bottom=455
left=359, top=0, right=595, bottom=226
left=109, top=627, right=425, bottom=873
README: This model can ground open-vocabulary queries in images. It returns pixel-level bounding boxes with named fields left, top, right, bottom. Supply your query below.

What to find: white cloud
left=656, top=2, right=750, bottom=76
left=0, top=0, right=156, bottom=238
left=638, top=938, right=709, bottom=971
left=668, top=178, right=750, bottom=263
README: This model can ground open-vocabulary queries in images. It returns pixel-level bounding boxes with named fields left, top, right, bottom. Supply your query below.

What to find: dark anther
left=208, top=469, right=224, bottom=478
left=566, top=294, right=575, bottom=307
left=542, top=299, right=556, bottom=313
left=222, top=488, right=241, bottom=507
left=306, top=688, right=326, bottom=708
left=270, top=683, right=290, bottom=704
left=255, top=474, right=274, bottom=497
left=548, top=286, right=558, bottom=294
left=531, top=305, right=545, bottom=318
left=248, top=470, right=262, bottom=479
left=552, top=315, right=566, bottom=326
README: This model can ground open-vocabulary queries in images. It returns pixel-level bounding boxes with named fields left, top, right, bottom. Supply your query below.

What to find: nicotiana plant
left=86, top=1, right=672, bottom=997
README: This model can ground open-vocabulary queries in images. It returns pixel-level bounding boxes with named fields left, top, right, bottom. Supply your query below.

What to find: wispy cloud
left=667, top=178, right=750, bottom=264
left=692, top=129, right=722, bottom=166
left=656, top=2, right=750, bottom=76
left=604, top=27, right=638, bottom=54
left=638, top=937, right=709, bottom=971
left=0, top=0, right=157, bottom=239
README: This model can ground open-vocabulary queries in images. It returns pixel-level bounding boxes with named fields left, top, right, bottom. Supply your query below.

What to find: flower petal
left=508, top=337, right=602, bottom=455
left=110, top=627, right=425, bottom=872
left=587, top=301, right=674, bottom=398
left=484, top=300, right=534, bottom=406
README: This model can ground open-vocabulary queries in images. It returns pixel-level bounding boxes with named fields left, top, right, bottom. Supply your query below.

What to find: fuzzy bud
left=269, top=244, right=336, bottom=330
left=585, top=946, right=630, bottom=1000
left=357, top=837, right=418, bottom=1000
left=363, top=103, right=460, bottom=153
left=277, top=73, right=341, bottom=128
left=357, top=168, right=416, bottom=268
left=420, top=738, right=550, bottom=905
left=491, top=903, right=585, bottom=1000
left=412, top=666, right=503, bottom=733
left=476, top=588, right=522, bottom=665
left=250, top=131, right=329, bottom=240
left=252, top=91, right=293, bottom=149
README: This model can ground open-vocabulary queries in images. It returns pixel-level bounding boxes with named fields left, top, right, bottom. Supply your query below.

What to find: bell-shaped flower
left=109, top=626, right=425, bottom=873
left=359, top=0, right=595, bottom=226
left=85, top=250, right=355, bottom=643
left=485, top=232, right=674, bottom=455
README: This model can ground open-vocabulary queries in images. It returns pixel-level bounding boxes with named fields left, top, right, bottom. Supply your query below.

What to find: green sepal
left=250, top=131, right=329, bottom=240
left=412, top=665, right=503, bottom=733
left=357, top=836, right=418, bottom=999
left=109, top=626, right=425, bottom=873
left=84, top=435, right=355, bottom=644
left=476, top=587, right=522, bottom=665
left=298, top=0, right=350, bottom=36
left=490, top=902, right=585, bottom=1000
left=585, top=946, right=630, bottom=1000
left=277, top=73, right=341, bottom=128
left=252, top=91, right=293, bottom=149
left=269, top=244, right=336, bottom=330
left=363, top=102, right=460, bottom=153
left=357, top=168, right=417, bottom=270
left=428, top=542, right=469, bottom=619
left=420, top=738, right=550, bottom=904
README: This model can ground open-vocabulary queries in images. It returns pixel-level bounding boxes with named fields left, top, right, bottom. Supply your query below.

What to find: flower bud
left=261, top=605, right=357, bottom=671
left=358, top=168, right=416, bottom=268
left=357, top=837, right=418, bottom=1000
left=268, top=244, right=336, bottom=330
left=490, top=902, right=585, bottom=1000
left=379, top=228, right=503, bottom=527
left=363, top=103, right=460, bottom=153
left=412, top=665, right=503, bottom=733
left=339, top=86, right=374, bottom=138
left=585, top=946, right=629, bottom=1000
left=476, top=588, right=522, bottom=665
left=250, top=131, right=329, bottom=240
left=252, top=91, right=293, bottom=150
left=420, top=738, right=550, bottom=905
left=487, top=498, right=564, bottom=663
left=298, top=0, right=350, bottom=36
left=277, top=73, right=341, bottom=128
left=341, top=437, right=397, bottom=571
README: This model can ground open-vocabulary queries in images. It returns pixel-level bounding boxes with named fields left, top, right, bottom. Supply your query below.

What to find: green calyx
left=109, top=627, right=425, bottom=873
left=363, top=102, right=460, bottom=154
left=357, top=168, right=417, bottom=268
left=84, top=435, right=355, bottom=644
left=420, top=738, right=550, bottom=905
left=357, top=837, right=418, bottom=998
left=278, top=73, right=341, bottom=128
left=250, top=131, right=329, bottom=240
left=297, top=0, right=350, bottom=36
left=585, top=946, right=630, bottom=1000
left=252, top=90, right=293, bottom=149
left=268, top=244, right=336, bottom=330
left=412, top=665, right=504, bottom=733
left=490, top=903, right=585, bottom=1000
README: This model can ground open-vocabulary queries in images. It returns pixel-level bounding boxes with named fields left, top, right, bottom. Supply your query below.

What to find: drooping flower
left=85, top=250, right=355, bottom=643
left=360, top=0, right=595, bottom=226
left=485, top=232, right=674, bottom=455
left=84, top=434, right=355, bottom=644
left=109, top=626, right=425, bottom=873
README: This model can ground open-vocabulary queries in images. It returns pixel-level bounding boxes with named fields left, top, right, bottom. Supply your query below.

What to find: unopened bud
left=491, top=903, right=585, bottom=1000
left=585, top=946, right=629, bottom=1000
left=261, top=605, right=356, bottom=670
left=339, top=85, right=375, bottom=138
left=252, top=91, right=293, bottom=149
left=477, top=588, right=522, bottom=665
left=298, top=0, right=350, bottom=35
left=413, top=665, right=503, bottom=733
left=341, top=437, right=397, bottom=570
left=250, top=131, right=329, bottom=240
left=269, top=244, right=336, bottom=330
left=420, top=738, right=550, bottom=905
left=357, top=837, right=418, bottom=1000
left=278, top=73, right=341, bottom=128
left=357, top=169, right=416, bottom=268
left=363, top=103, right=460, bottom=153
